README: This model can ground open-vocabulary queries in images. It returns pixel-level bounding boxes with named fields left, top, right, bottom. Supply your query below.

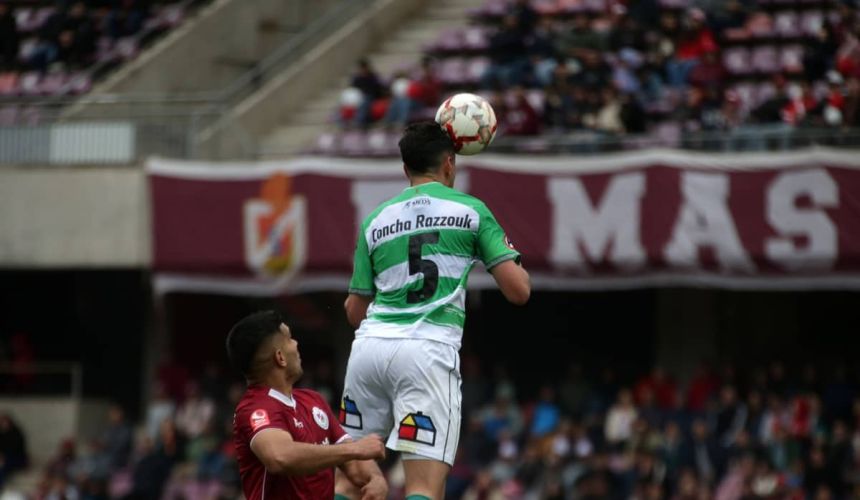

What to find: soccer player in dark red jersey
left=227, top=310, right=387, bottom=500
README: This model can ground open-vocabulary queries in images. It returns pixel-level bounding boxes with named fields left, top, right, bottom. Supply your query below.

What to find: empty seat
left=17, top=71, right=41, bottom=96
left=723, top=47, right=751, bottom=75
left=800, top=10, right=824, bottom=35
left=750, top=45, right=780, bottom=74
left=781, top=45, right=804, bottom=73
left=773, top=11, right=801, bottom=37
left=0, top=72, right=19, bottom=95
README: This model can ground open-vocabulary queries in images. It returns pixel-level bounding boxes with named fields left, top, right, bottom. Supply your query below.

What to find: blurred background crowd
left=4, top=358, right=860, bottom=500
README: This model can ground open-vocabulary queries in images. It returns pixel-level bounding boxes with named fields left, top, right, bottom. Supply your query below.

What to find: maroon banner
left=147, top=150, right=860, bottom=294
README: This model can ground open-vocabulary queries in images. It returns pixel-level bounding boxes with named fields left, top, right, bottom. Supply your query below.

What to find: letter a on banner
left=664, top=172, right=755, bottom=272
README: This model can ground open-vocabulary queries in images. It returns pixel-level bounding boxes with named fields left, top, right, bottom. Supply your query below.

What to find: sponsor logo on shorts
left=339, top=397, right=363, bottom=429
left=250, top=409, right=270, bottom=431
left=398, top=412, right=436, bottom=446
left=312, top=406, right=329, bottom=430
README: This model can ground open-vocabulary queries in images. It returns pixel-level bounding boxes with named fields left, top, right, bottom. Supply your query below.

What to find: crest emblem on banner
left=243, top=174, right=308, bottom=284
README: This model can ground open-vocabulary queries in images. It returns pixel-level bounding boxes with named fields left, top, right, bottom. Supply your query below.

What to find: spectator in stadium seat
left=588, top=86, right=625, bottom=137
left=805, top=23, right=839, bottom=83
left=0, top=413, right=28, bottom=487
left=558, top=364, right=590, bottom=418
left=574, top=51, right=611, bottom=93
left=481, top=15, right=529, bottom=89
left=840, top=78, right=860, bottom=128
left=106, top=0, right=151, bottom=40
left=714, top=385, right=748, bottom=447
left=543, top=65, right=575, bottom=131
left=707, top=0, right=749, bottom=34
left=508, top=0, right=537, bottom=35
left=612, top=48, right=644, bottom=95
left=605, top=388, right=638, bottom=445
left=609, top=8, right=646, bottom=53
left=383, top=57, right=440, bottom=128
left=680, top=418, right=723, bottom=485
left=529, top=386, right=561, bottom=438
left=480, top=386, right=524, bottom=443
left=527, top=17, right=558, bottom=87
left=44, top=438, right=76, bottom=482
left=348, top=58, right=384, bottom=128
left=144, top=383, right=175, bottom=442
left=61, top=1, right=96, bottom=68
left=554, top=13, right=606, bottom=64
left=0, top=2, right=19, bottom=71
left=123, top=433, right=178, bottom=500
left=635, top=367, right=678, bottom=411
left=667, top=9, right=717, bottom=88
left=729, top=76, right=792, bottom=151
left=498, top=86, right=540, bottom=136
left=100, top=404, right=134, bottom=472
left=688, top=51, right=726, bottom=90
left=175, top=381, right=215, bottom=440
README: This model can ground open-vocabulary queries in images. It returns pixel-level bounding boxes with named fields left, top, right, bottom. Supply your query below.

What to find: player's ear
left=274, top=348, right=287, bottom=368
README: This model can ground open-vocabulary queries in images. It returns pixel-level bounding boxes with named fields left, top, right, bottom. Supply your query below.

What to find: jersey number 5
left=407, top=232, right=440, bottom=303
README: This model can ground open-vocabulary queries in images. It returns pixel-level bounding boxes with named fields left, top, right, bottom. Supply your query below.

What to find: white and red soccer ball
left=435, top=93, right=498, bottom=155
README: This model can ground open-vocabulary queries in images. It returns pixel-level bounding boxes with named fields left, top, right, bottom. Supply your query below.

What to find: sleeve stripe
left=348, top=288, right=375, bottom=296
left=335, top=434, right=352, bottom=444
left=485, top=252, right=520, bottom=270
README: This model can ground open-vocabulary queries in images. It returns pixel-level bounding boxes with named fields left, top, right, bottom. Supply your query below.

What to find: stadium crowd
left=0, top=0, right=190, bottom=99
left=332, top=0, right=860, bottom=153
left=4, top=358, right=860, bottom=500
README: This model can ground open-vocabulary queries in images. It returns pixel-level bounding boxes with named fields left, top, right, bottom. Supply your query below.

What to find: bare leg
left=403, top=458, right=450, bottom=500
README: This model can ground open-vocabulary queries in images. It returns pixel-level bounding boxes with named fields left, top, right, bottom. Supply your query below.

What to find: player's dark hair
left=398, top=121, right=455, bottom=176
left=226, top=310, right=284, bottom=378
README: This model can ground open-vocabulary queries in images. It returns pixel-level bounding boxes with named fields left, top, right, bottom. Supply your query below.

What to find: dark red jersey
left=233, top=385, right=349, bottom=499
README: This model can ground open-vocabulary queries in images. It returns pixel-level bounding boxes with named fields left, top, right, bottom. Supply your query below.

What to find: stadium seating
left=317, top=0, right=860, bottom=155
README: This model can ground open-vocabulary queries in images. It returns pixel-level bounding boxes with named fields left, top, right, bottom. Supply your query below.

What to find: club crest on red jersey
left=250, top=409, right=270, bottom=431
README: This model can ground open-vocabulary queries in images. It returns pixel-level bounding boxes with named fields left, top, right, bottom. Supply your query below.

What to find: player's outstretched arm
left=338, top=451, right=388, bottom=500
left=345, top=293, right=372, bottom=328
left=251, top=429, right=385, bottom=476
left=490, top=259, right=531, bottom=305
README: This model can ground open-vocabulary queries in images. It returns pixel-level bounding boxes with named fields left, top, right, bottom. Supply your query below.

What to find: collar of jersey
left=404, top=181, right=443, bottom=192
left=267, top=387, right=296, bottom=408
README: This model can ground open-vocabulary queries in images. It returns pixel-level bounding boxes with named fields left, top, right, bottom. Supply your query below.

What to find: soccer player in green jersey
left=335, top=122, right=531, bottom=500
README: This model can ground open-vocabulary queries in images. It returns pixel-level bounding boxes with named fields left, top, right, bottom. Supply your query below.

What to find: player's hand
left=351, top=434, right=386, bottom=461
left=360, top=475, right=388, bottom=500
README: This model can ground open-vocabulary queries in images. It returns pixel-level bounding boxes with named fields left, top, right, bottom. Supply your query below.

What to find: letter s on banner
left=765, top=169, right=839, bottom=271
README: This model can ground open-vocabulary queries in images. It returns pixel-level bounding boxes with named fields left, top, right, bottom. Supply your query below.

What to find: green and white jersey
left=349, top=182, right=520, bottom=349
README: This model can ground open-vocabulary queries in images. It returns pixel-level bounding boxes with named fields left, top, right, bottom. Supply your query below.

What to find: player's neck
left=410, top=175, right=441, bottom=187
left=259, top=373, right=293, bottom=397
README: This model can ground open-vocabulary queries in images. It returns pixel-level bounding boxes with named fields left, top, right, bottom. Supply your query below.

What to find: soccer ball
left=435, top=93, right=498, bottom=155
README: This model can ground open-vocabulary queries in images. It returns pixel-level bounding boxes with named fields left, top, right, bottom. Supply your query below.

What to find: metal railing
left=0, top=362, right=83, bottom=399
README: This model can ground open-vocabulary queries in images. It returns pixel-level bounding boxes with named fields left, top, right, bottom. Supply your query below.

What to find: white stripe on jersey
left=368, top=286, right=467, bottom=316
left=374, top=254, right=475, bottom=292
left=364, top=197, right=481, bottom=252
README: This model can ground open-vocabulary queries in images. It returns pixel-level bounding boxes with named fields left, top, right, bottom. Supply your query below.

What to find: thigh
left=340, top=338, right=394, bottom=439
left=386, top=340, right=462, bottom=466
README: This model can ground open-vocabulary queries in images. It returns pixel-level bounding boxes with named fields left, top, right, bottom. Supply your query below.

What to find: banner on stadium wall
left=146, top=149, right=860, bottom=294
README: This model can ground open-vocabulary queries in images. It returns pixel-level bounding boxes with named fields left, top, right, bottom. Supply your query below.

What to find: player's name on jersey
left=371, top=214, right=475, bottom=243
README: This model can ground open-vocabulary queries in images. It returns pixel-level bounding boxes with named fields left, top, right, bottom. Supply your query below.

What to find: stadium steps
left=258, top=0, right=485, bottom=158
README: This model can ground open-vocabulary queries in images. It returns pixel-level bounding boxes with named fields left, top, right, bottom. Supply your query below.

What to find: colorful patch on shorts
left=339, top=396, right=363, bottom=429
left=398, top=412, right=436, bottom=446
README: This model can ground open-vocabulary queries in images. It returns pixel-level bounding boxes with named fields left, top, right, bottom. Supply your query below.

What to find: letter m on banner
left=548, top=172, right=647, bottom=272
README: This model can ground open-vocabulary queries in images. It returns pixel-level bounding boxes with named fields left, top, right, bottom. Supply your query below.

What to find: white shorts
left=339, top=337, right=462, bottom=465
